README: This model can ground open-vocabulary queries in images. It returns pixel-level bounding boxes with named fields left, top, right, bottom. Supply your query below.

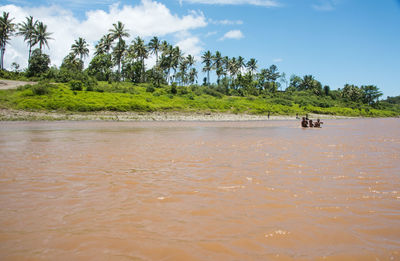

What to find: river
left=0, top=119, right=399, bottom=260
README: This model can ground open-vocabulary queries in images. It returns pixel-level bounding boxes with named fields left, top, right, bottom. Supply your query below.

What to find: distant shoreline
left=0, top=109, right=359, bottom=122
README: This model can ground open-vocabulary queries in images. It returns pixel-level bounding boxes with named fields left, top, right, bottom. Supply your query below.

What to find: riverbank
left=0, top=108, right=358, bottom=121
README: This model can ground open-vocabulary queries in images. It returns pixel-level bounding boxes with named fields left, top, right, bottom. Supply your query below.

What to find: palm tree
left=188, top=67, right=198, bottom=85
left=0, top=12, right=16, bottom=70
left=17, top=16, right=38, bottom=63
left=246, top=58, right=258, bottom=78
left=109, top=21, right=129, bottom=74
left=33, top=21, right=53, bottom=51
left=71, top=37, right=89, bottom=62
left=148, top=36, right=160, bottom=65
left=95, top=34, right=113, bottom=55
left=112, top=39, right=127, bottom=78
left=237, top=56, right=245, bottom=74
left=212, top=51, right=223, bottom=84
left=171, top=46, right=183, bottom=83
left=201, top=50, right=212, bottom=85
left=109, top=21, right=130, bottom=43
left=132, top=36, right=148, bottom=82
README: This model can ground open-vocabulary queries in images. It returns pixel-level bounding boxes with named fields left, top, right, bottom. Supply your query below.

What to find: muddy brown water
left=0, top=119, right=399, bottom=260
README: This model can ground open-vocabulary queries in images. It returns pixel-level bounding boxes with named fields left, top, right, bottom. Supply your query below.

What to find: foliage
left=26, top=48, right=50, bottom=77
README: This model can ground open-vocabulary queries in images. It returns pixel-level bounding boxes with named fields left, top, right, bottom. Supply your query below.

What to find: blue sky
left=2, top=0, right=400, bottom=97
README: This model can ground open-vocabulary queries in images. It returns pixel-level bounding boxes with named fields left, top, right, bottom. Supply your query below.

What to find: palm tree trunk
left=207, top=70, right=210, bottom=85
left=28, top=44, right=32, bottom=65
left=0, top=46, right=5, bottom=70
left=141, top=58, right=145, bottom=83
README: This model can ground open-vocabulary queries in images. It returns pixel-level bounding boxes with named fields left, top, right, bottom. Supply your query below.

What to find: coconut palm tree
left=171, top=46, right=183, bottom=83
left=201, top=50, right=212, bottom=85
left=237, top=56, right=245, bottom=74
left=95, top=34, right=113, bottom=55
left=148, top=36, right=160, bottom=65
left=112, top=39, right=127, bottom=78
left=33, top=21, right=53, bottom=51
left=0, top=12, right=16, bottom=70
left=109, top=21, right=129, bottom=74
left=71, top=37, right=89, bottom=62
left=246, top=58, right=258, bottom=78
left=132, top=36, right=148, bottom=82
left=212, top=51, right=223, bottom=84
left=188, top=67, right=198, bottom=85
left=17, top=16, right=38, bottom=63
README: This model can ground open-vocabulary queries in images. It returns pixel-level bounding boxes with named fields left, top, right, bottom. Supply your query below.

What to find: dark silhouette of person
left=309, top=119, right=314, bottom=127
left=301, top=117, right=308, bottom=128
left=314, top=119, right=323, bottom=128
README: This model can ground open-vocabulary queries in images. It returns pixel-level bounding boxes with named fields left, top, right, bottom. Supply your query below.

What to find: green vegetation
left=1, top=12, right=399, bottom=118
left=0, top=80, right=398, bottom=117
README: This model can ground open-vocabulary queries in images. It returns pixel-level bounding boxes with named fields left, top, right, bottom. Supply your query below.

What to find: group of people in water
left=301, top=115, right=323, bottom=128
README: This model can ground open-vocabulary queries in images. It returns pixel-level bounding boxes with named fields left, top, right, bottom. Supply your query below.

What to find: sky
left=1, top=0, right=400, bottom=97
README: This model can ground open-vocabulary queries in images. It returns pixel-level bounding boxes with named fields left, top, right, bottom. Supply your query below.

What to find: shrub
left=69, top=80, right=83, bottom=91
left=31, top=83, right=50, bottom=95
left=146, top=85, right=155, bottom=93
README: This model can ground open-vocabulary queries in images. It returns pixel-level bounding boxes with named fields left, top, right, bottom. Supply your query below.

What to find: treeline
left=1, top=12, right=399, bottom=113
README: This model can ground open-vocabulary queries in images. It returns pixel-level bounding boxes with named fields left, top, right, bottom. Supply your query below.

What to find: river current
left=0, top=119, right=399, bottom=260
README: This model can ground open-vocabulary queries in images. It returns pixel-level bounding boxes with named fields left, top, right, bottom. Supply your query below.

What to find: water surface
left=0, top=119, right=399, bottom=260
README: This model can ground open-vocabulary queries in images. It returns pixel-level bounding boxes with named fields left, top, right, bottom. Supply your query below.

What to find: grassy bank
left=0, top=81, right=398, bottom=119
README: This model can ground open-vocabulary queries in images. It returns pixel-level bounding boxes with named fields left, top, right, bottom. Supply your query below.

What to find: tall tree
left=109, top=21, right=129, bottom=74
left=95, top=34, right=113, bottom=55
left=17, top=16, right=38, bottom=63
left=201, top=50, right=212, bottom=85
left=112, top=39, right=127, bottom=77
left=148, top=36, right=161, bottom=65
left=212, top=51, right=223, bottom=84
left=132, top=36, right=148, bottom=82
left=33, top=21, right=53, bottom=51
left=0, top=12, right=16, bottom=70
left=188, top=67, right=198, bottom=85
left=246, top=58, right=258, bottom=78
left=71, top=37, right=89, bottom=62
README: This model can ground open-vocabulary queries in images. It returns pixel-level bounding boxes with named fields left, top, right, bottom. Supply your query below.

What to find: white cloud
left=175, top=36, right=203, bottom=60
left=312, top=0, right=335, bottom=11
left=273, top=58, right=283, bottom=63
left=0, top=0, right=207, bottom=69
left=219, top=30, right=244, bottom=40
left=209, top=19, right=243, bottom=25
left=181, top=0, right=280, bottom=7
left=205, top=31, right=218, bottom=37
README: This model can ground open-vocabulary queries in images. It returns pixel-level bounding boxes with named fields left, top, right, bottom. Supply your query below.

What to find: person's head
left=317, top=119, right=320, bottom=122
left=302, top=117, right=306, bottom=120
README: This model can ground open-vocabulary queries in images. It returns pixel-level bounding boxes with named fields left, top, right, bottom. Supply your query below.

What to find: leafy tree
left=0, top=12, right=16, bottom=70
left=87, top=53, right=113, bottom=81
left=27, top=48, right=50, bottom=76
left=17, top=16, right=38, bottom=63
left=289, top=74, right=302, bottom=90
left=342, top=84, right=362, bottom=102
left=361, top=85, right=382, bottom=105
left=71, top=37, right=89, bottom=62
left=34, top=21, right=53, bottom=51
left=60, top=53, right=83, bottom=72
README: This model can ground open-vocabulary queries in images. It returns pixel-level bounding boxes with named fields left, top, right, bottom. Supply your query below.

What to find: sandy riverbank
left=0, top=108, right=356, bottom=121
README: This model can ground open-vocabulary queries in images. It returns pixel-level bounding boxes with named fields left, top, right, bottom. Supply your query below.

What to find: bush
left=146, top=84, right=155, bottom=93
left=69, top=80, right=83, bottom=91
left=31, top=83, right=51, bottom=95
